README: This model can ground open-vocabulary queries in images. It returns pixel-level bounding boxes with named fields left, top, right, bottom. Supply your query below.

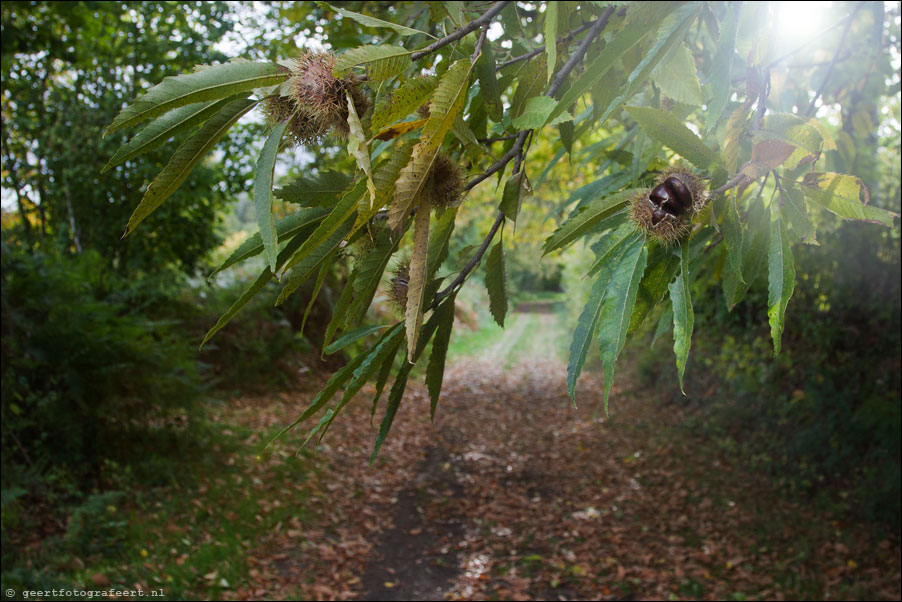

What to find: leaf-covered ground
left=30, top=310, right=897, bottom=600
left=220, top=310, right=900, bottom=601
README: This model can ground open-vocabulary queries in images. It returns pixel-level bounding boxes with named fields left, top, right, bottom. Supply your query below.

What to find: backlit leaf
left=597, top=233, right=648, bottom=412
left=767, top=207, right=795, bottom=355
left=485, top=240, right=508, bottom=327
left=669, top=239, right=693, bottom=392
left=625, top=105, right=720, bottom=168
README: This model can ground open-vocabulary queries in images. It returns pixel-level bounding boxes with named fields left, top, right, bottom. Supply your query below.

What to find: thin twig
left=711, top=172, right=750, bottom=196
left=753, top=66, right=771, bottom=130
left=477, top=134, right=519, bottom=144
left=410, top=0, right=510, bottom=61
left=472, top=25, right=489, bottom=62
left=805, top=3, right=862, bottom=117
left=432, top=211, right=506, bottom=306
left=496, top=20, right=595, bottom=70
left=463, top=130, right=529, bottom=191
left=548, top=7, right=614, bottom=98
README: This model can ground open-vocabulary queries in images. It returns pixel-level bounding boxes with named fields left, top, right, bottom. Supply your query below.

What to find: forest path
left=243, top=310, right=899, bottom=601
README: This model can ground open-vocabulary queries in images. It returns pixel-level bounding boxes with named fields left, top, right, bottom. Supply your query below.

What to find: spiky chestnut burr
left=630, top=167, right=708, bottom=245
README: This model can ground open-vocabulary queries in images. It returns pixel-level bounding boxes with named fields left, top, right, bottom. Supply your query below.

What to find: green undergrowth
left=1, top=412, right=317, bottom=600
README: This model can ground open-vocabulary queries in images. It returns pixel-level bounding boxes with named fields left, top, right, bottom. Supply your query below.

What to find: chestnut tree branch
left=410, top=0, right=510, bottom=62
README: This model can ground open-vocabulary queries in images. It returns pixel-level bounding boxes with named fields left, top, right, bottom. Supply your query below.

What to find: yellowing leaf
left=388, top=59, right=472, bottom=232
left=405, top=200, right=431, bottom=362
left=373, top=118, right=428, bottom=141
left=346, top=92, right=376, bottom=207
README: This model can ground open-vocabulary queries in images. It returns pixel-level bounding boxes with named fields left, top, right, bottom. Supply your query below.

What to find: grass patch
left=1, top=408, right=318, bottom=600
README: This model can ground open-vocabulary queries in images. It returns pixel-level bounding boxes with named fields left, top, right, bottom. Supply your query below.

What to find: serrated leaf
left=271, top=345, right=370, bottom=445
left=599, top=3, right=700, bottom=124
left=106, top=62, right=286, bottom=135
left=200, top=231, right=306, bottom=349
left=767, top=207, right=794, bottom=355
left=276, top=217, right=354, bottom=305
left=281, top=179, right=366, bottom=275
left=103, top=98, right=230, bottom=172
left=371, top=332, right=404, bottom=423
left=427, top=207, right=457, bottom=277
left=652, top=43, right=702, bottom=106
left=705, top=2, right=740, bottom=129
left=597, top=233, right=648, bottom=412
left=275, top=171, right=352, bottom=206
left=351, top=140, right=417, bottom=234
left=426, top=297, right=456, bottom=420
left=586, top=219, right=637, bottom=277
left=125, top=97, right=257, bottom=236
left=325, top=268, right=358, bottom=350
left=781, top=186, right=817, bottom=244
left=372, top=76, right=438, bottom=132
left=210, top=207, right=329, bottom=276
left=625, top=106, right=720, bottom=168
left=485, top=240, right=508, bottom=327
left=546, top=2, right=685, bottom=126
left=512, top=96, right=570, bottom=130
left=628, top=240, right=681, bottom=336
left=405, top=200, right=431, bottom=361
left=318, top=324, right=406, bottom=441
left=543, top=188, right=641, bottom=255
left=669, top=239, right=693, bottom=392
left=757, top=112, right=823, bottom=155
left=724, top=195, right=769, bottom=308
left=511, top=54, right=547, bottom=120
left=475, top=42, right=503, bottom=122
left=324, top=324, right=392, bottom=355
left=321, top=2, right=433, bottom=38
left=254, top=121, right=289, bottom=273
left=567, top=230, right=635, bottom=403
left=500, top=170, right=528, bottom=222
left=371, top=361, right=412, bottom=463
left=346, top=228, right=400, bottom=329
left=389, top=60, right=472, bottom=231
left=545, top=2, right=559, bottom=84
left=371, top=301, right=447, bottom=463
left=714, top=192, right=745, bottom=284
left=742, top=139, right=795, bottom=177
left=346, top=92, right=376, bottom=206
left=333, top=45, right=413, bottom=82
left=800, top=172, right=897, bottom=227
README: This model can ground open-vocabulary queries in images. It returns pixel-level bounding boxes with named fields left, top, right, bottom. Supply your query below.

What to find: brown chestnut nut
left=649, top=176, right=693, bottom=217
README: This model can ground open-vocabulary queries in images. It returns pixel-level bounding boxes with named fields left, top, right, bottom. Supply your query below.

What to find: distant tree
left=1, top=1, right=251, bottom=273
left=100, top=1, right=899, bottom=457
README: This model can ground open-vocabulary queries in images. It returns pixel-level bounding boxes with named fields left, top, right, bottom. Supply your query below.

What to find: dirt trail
left=245, top=312, right=900, bottom=601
